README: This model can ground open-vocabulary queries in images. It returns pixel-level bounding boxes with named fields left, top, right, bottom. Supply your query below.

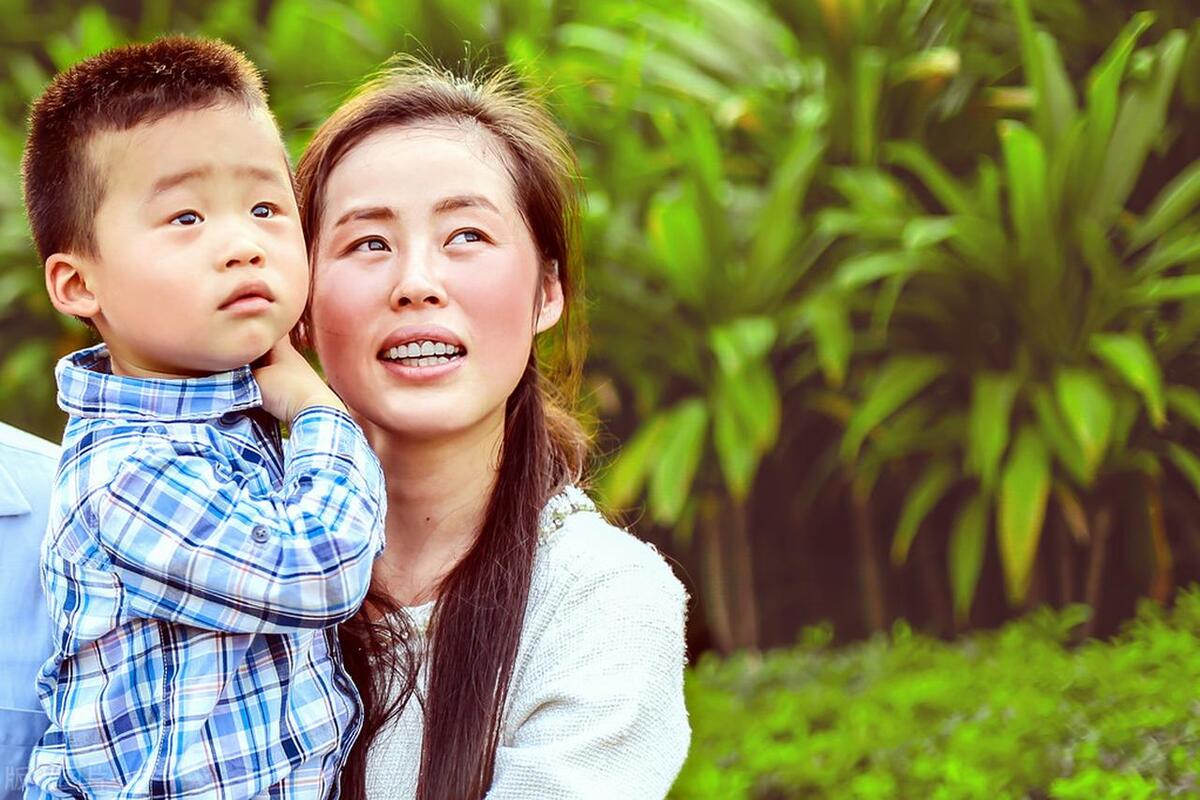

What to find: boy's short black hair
left=21, top=36, right=269, bottom=263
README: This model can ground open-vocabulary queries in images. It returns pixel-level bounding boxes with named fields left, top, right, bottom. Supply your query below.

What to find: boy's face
left=71, top=102, right=308, bottom=378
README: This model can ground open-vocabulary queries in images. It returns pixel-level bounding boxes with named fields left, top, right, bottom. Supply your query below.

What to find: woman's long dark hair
left=294, top=61, right=589, bottom=799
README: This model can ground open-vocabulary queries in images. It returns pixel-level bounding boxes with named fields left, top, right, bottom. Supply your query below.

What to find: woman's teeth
left=382, top=340, right=463, bottom=368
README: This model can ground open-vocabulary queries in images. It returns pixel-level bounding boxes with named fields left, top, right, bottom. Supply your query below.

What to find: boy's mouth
left=219, top=280, right=275, bottom=310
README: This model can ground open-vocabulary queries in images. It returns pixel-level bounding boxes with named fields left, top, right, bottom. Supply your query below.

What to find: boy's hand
left=252, top=338, right=347, bottom=422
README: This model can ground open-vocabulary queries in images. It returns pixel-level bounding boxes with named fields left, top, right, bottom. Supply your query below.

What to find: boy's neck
left=361, top=407, right=505, bottom=608
left=103, top=340, right=226, bottom=380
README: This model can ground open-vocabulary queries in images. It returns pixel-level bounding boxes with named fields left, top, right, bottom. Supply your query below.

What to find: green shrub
left=676, top=587, right=1200, bottom=798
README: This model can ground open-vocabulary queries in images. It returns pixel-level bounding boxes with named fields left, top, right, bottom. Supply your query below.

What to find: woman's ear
left=45, top=253, right=100, bottom=320
left=534, top=259, right=564, bottom=334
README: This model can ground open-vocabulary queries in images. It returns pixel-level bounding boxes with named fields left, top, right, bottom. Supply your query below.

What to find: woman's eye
left=447, top=229, right=485, bottom=245
left=170, top=210, right=202, bottom=226
left=352, top=238, right=390, bottom=253
left=251, top=203, right=276, bottom=219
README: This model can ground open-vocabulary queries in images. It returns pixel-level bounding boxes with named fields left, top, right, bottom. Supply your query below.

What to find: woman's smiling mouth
left=376, top=328, right=468, bottom=381
left=376, top=326, right=468, bottom=374
left=380, top=339, right=465, bottom=368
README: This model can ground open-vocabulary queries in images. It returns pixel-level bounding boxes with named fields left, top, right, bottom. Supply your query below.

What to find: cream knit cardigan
left=363, top=487, right=692, bottom=799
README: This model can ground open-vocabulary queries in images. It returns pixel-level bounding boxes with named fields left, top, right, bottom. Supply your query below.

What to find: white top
left=363, top=487, right=692, bottom=799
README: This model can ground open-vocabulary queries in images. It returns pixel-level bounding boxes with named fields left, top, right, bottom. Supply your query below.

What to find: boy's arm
left=93, top=406, right=385, bottom=634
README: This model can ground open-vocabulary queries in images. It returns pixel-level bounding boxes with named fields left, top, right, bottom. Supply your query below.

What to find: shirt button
left=251, top=525, right=270, bottom=543
left=218, top=412, right=240, bottom=427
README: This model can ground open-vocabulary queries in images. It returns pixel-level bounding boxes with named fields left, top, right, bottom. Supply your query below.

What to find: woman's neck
left=361, top=409, right=504, bottom=608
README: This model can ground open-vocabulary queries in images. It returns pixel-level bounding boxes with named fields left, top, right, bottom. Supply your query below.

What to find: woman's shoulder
left=534, top=486, right=686, bottom=603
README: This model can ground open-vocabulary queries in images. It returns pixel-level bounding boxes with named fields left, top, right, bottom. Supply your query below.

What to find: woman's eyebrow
left=332, top=205, right=397, bottom=229
left=432, top=194, right=500, bottom=215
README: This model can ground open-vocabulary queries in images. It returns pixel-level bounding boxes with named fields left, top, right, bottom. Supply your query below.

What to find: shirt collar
left=56, top=344, right=263, bottom=422
left=0, top=460, right=31, bottom=517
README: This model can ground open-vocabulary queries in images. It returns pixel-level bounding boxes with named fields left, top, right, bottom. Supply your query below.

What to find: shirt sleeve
left=485, top=554, right=692, bottom=800
left=92, top=406, right=386, bottom=634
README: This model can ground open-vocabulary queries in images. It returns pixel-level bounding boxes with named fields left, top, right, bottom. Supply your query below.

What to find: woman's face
left=308, top=121, right=563, bottom=441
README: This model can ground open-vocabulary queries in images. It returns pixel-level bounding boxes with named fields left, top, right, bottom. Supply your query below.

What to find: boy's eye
left=171, top=210, right=202, bottom=226
left=447, top=229, right=485, bottom=245
left=251, top=203, right=276, bottom=219
left=352, top=238, right=390, bottom=253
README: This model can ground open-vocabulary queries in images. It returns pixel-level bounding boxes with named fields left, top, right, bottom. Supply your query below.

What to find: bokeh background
left=4, top=0, right=1200, bottom=796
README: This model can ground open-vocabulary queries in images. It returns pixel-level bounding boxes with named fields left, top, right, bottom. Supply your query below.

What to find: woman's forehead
left=324, top=121, right=519, bottom=218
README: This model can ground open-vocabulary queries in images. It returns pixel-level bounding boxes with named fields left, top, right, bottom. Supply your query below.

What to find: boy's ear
left=45, top=253, right=101, bottom=320
left=534, top=260, right=564, bottom=335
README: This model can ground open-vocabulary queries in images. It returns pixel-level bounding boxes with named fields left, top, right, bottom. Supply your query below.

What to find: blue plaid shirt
left=27, top=345, right=386, bottom=799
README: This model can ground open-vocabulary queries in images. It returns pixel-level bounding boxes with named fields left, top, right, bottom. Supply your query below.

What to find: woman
left=294, top=61, right=691, bottom=799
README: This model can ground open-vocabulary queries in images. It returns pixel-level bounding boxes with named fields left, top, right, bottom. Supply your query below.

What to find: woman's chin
left=355, top=396, right=504, bottom=444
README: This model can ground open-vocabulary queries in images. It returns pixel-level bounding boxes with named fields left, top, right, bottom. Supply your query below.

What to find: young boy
left=21, top=37, right=385, bottom=798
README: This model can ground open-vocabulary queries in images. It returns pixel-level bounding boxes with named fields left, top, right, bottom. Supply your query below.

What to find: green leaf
left=1090, top=333, right=1166, bottom=428
left=1090, top=31, right=1188, bottom=224
left=967, top=372, right=1020, bottom=492
left=1109, top=393, right=1140, bottom=452
left=1032, top=386, right=1089, bottom=486
left=1011, top=0, right=1076, bottom=147
left=1167, top=385, right=1200, bottom=430
left=949, top=493, right=988, bottom=623
left=678, top=105, right=726, bottom=207
left=749, top=122, right=824, bottom=274
left=637, top=12, right=750, bottom=85
left=807, top=296, right=853, bottom=388
left=1054, top=369, right=1114, bottom=481
left=1167, top=444, right=1200, bottom=499
left=884, top=141, right=973, bottom=216
left=892, top=460, right=955, bottom=565
left=902, top=217, right=958, bottom=250
left=647, top=399, right=710, bottom=525
left=637, top=47, right=731, bottom=105
left=1130, top=275, right=1200, bottom=304
left=1000, top=120, right=1053, bottom=266
left=712, top=361, right=780, bottom=501
left=598, top=414, right=668, bottom=509
left=998, top=425, right=1052, bottom=605
left=647, top=183, right=709, bottom=307
left=851, top=46, right=886, bottom=165
left=1136, top=230, right=1200, bottom=278
left=842, top=356, right=945, bottom=462
left=1082, top=12, right=1154, bottom=187
left=1033, top=30, right=1078, bottom=147
left=835, top=251, right=923, bottom=291
left=1130, top=160, right=1200, bottom=249
left=709, top=316, right=777, bottom=375
left=1076, top=215, right=1121, bottom=292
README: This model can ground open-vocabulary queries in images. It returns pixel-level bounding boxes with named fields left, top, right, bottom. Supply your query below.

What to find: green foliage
left=675, top=587, right=1200, bottom=799
left=815, top=6, right=1200, bottom=612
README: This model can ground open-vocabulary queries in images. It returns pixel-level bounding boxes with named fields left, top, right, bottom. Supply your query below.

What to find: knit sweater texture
left=363, top=487, right=692, bottom=799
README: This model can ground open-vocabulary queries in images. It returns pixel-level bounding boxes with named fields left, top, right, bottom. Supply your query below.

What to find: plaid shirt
left=27, top=345, right=386, bottom=799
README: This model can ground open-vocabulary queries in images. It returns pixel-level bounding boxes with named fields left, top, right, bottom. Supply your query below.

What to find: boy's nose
left=225, top=241, right=266, bottom=269
left=227, top=252, right=263, bottom=268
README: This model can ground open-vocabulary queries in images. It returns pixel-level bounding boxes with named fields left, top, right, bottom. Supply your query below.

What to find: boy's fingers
left=253, top=338, right=298, bottom=370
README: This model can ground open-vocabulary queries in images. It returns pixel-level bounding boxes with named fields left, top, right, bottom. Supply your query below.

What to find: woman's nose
left=388, top=251, right=446, bottom=308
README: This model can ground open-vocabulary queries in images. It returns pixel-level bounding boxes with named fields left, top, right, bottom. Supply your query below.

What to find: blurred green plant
left=675, top=585, right=1200, bottom=799
left=803, top=2, right=1200, bottom=629
left=574, top=0, right=1029, bottom=650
